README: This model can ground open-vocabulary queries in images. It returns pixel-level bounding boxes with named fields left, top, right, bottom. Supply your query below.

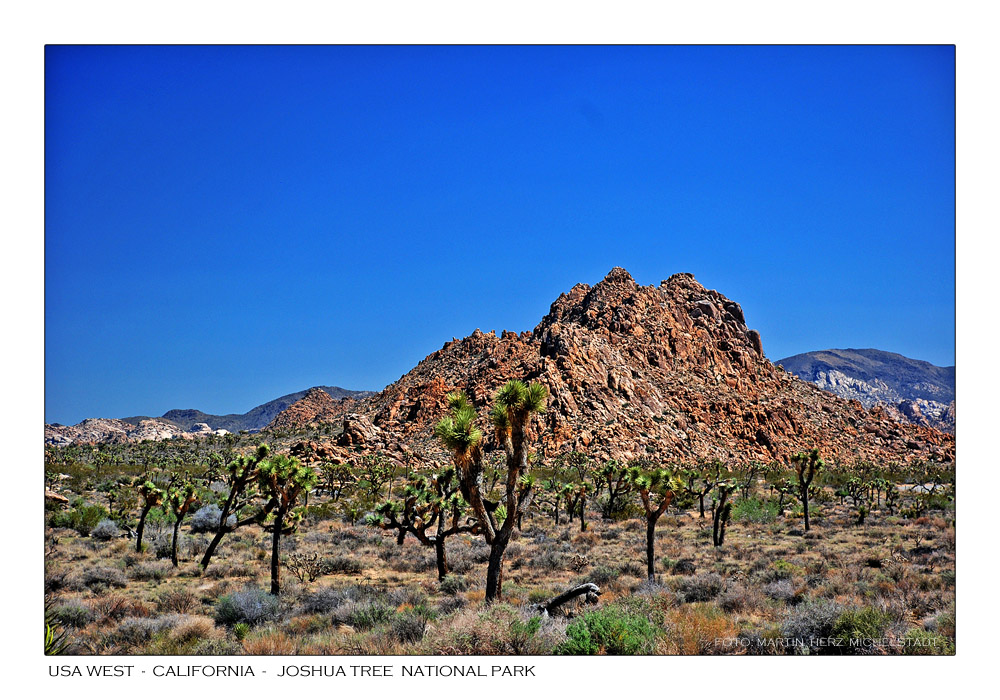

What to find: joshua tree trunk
left=580, top=501, right=587, bottom=532
left=171, top=518, right=182, bottom=566
left=646, top=515, right=656, bottom=581
left=135, top=505, right=152, bottom=553
left=434, top=537, right=448, bottom=581
left=801, top=486, right=810, bottom=532
left=485, top=534, right=510, bottom=602
left=200, top=529, right=226, bottom=570
left=699, top=494, right=706, bottom=518
left=270, top=511, right=284, bottom=595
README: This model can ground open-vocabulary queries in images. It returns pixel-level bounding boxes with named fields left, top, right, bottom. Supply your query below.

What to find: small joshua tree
left=368, top=467, right=479, bottom=580
left=563, top=482, right=590, bottom=532
left=133, top=477, right=164, bottom=553
left=627, top=460, right=681, bottom=581
left=436, top=380, right=547, bottom=602
left=199, top=445, right=270, bottom=570
left=712, top=480, right=736, bottom=547
left=165, top=476, right=198, bottom=566
left=596, top=459, right=632, bottom=519
left=258, top=453, right=317, bottom=595
left=358, top=452, right=395, bottom=501
left=791, top=449, right=823, bottom=532
left=318, top=461, right=355, bottom=501
left=681, top=460, right=723, bottom=518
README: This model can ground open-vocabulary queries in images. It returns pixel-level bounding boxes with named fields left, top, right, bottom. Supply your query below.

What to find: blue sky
left=45, top=45, right=955, bottom=424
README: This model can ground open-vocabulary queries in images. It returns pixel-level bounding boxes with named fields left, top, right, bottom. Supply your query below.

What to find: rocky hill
left=776, top=349, right=955, bottom=433
left=45, top=385, right=372, bottom=446
left=270, top=269, right=954, bottom=467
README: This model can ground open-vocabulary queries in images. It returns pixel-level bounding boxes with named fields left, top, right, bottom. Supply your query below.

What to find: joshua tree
left=165, top=477, right=198, bottom=566
left=358, top=452, right=395, bottom=501
left=368, top=467, right=479, bottom=580
left=791, top=449, right=823, bottom=532
left=199, top=445, right=270, bottom=570
left=436, top=380, right=547, bottom=602
left=681, top=460, right=723, bottom=518
left=563, top=482, right=590, bottom=532
left=596, top=459, right=631, bottom=519
left=712, top=480, right=736, bottom=547
left=627, top=460, right=681, bottom=581
left=734, top=460, right=765, bottom=501
left=258, top=453, right=317, bottom=595
left=133, top=477, right=164, bottom=553
left=318, top=461, right=355, bottom=501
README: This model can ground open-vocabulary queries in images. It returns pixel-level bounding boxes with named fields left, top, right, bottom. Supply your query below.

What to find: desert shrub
left=422, top=604, right=562, bottom=655
left=189, top=505, right=236, bottom=533
left=619, top=560, right=646, bottom=579
left=349, top=602, right=394, bottom=631
left=53, top=600, right=95, bottom=628
left=439, top=574, right=468, bottom=595
left=903, top=628, right=955, bottom=655
left=677, top=573, right=724, bottom=603
left=437, top=595, right=467, bottom=616
left=762, top=579, right=800, bottom=604
left=50, top=503, right=110, bottom=536
left=719, top=583, right=760, bottom=613
left=390, top=611, right=427, bottom=643
left=299, top=587, right=348, bottom=615
left=781, top=600, right=844, bottom=653
left=557, top=605, right=658, bottom=655
left=129, top=560, right=170, bottom=582
left=671, top=558, right=697, bottom=574
left=112, top=615, right=181, bottom=648
left=665, top=604, right=739, bottom=655
left=91, top=519, right=121, bottom=541
left=214, top=588, right=280, bottom=627
left=831, top=607, right=892, bottom=651
left=156, top=588, right=199, bottom=614
left=73, top=565, right=128, bottom=591
left=192, top=637, right=244, bottom=655
left=242, top=628, right=298, bottom=655
left=589, top=566, right=621, bottom=586
left=732, top=498, right=779, bottom=524
left=324, top=555, right=364, bottom=575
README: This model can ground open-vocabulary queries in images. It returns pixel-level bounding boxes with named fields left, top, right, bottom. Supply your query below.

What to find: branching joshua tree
left=199, top=445, right=271, bottom=570
left=165, top=476, right=198, bottom=566
left=436, top=380, right=547, bottom=602
left=318, top=461, right=355, bottom=501
left=596, top=459, right=631, bottom=519
left=258, top=453, right=317, bottom=595
left=627, top=460, right=682, bottom=581
left=368, top=467, right=480, bottom=580
left=133, top=477, right=164, bottom=553
left=681, top=460, right=723, bottom=518
left=791, top=449, right=823, bottom=532
left=562, top=482, right=590, bottom=532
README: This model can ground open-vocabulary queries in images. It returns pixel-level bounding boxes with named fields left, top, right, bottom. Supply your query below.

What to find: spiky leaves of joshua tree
left=791, top=448, right=823, bottom=532
left=199, top=445, right=270, bottom=570
left=165, top=476, right=198, bottom=566
left=436, top=381, right=547, bottom=602
left=258, top=453, right=318, bottom=595
left=368, top=467, right=479, bottom=580
left=133, top=477, right=164, bottom=554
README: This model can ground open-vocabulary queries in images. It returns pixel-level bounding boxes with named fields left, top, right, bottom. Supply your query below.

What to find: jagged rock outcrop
left=265, top=388, right=346, bottom=432
left=267, top=268, right=954, bottom=466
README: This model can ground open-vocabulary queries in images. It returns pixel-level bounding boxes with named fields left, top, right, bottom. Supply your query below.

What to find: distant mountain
left=46, top=386, right=373, bottom=445
left=775, top=349, right=955, bottom=433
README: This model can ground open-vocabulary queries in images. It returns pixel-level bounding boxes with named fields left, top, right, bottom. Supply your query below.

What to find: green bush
left=732, top=498, right=780, bottom=524
left=439, top=574, right=467, bottom=595
left=557, top=605, right=658, bottom=655
left=903, top=628, right=955, bottom=655
left=49, top=503, right=110, bottom=536
left=832, top=606, right=892, bottom=648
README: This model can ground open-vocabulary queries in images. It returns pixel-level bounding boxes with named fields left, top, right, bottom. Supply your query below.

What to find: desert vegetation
left=43, top=386, right=955, bottom=656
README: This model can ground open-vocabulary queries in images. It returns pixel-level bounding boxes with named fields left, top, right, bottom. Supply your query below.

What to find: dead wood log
left=533, top=582, right=601, bottom=616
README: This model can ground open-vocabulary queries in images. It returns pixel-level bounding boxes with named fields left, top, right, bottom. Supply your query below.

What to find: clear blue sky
left=45, top=45, right=955, bottom=425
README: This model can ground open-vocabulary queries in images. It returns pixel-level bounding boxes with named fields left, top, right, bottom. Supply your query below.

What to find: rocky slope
left=776, top=349, right=955, bottom=433
left=270, top=269, right=955, bottom=467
